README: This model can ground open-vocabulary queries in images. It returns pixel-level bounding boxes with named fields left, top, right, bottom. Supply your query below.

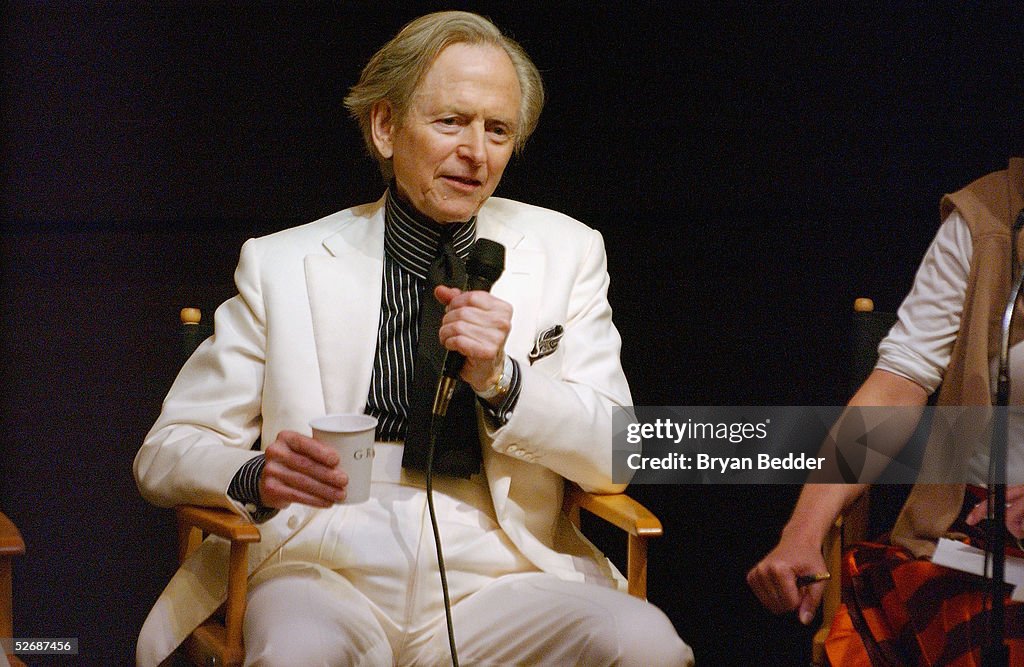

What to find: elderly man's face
left=372, top=43, right=521, bottom=223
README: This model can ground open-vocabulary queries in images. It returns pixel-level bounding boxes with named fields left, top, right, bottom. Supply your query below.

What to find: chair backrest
left=174, top=307, right=259, bottom=666
left=848, top=297, right=898, bottom=396
left=849, top=298, right=926, bottom=536
left=180, top=307, right=213, bottom=361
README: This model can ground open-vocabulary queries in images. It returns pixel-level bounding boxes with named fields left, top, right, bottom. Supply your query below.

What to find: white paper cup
left=309, top=414, right=378, bottom=504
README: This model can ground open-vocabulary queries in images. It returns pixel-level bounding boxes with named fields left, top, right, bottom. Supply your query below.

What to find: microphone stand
left=984, top=210, right=1024, bottom=667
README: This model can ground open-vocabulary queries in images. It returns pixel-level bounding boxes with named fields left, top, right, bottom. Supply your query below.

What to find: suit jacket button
left=287, top=515, right=299, bottom=529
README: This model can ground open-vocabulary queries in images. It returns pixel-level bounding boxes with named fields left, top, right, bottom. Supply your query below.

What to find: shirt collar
left=383, top=187, right=476, bottom=280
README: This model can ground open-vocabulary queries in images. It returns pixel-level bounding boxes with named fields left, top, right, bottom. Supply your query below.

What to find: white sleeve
left=485, top=228, right=633, bottom=494
left=134, top=238, right=268, bottom=512
left=875, top=212, right=972, bottom=394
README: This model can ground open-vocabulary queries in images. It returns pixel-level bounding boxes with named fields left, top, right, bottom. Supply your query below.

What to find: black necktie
left=402, top=231, right=482, bottom=477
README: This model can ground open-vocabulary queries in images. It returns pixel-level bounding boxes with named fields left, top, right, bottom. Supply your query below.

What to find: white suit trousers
left=241, top=445, right=693, bottom=666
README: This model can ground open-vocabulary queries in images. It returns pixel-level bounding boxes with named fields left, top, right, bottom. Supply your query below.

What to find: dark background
left=2, top=1, right=1021, bottom=664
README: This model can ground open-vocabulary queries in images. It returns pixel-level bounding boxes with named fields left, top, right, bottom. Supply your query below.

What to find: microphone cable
left=421, top=238, right=504, bottom=667
left=426, top=405, right=459, bottom=667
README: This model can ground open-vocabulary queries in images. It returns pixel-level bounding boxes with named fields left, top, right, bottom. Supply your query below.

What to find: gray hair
left=344, top=11, right=544, bottom=179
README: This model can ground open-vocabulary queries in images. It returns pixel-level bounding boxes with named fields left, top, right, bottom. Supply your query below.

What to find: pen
left=796, top=573, right=831, bottom=587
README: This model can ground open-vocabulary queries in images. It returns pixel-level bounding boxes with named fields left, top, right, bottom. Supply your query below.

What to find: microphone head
left=466, top=238, right=505, bottom=290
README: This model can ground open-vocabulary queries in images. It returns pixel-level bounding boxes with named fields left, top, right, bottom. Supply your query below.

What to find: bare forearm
left=781, top=482, right=867, bottom=546
left=748, top=368, right=929, bottom=619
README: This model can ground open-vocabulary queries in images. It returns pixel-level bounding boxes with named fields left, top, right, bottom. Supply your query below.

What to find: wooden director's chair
left=172, top=307, right=664, bottom=666
left=812, top=297, right=901, bottom=666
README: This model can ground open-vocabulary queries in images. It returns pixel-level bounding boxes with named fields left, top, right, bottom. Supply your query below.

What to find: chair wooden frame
left=811, top=297, right=892, bottom=666
left=173, top=307, right=663, bottom=666
left=813, top=494, right=868, bottom=666
left=1, top=512, right=26, bottom=667
left=564, top=484, right=662, bottom=599
left=176, top=506, right=260, bottom=667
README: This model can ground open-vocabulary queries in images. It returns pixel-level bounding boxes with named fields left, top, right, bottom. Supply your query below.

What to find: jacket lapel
left=305, top=201, right=385, bottom=415
left=476, top=209, right=545, bottom=359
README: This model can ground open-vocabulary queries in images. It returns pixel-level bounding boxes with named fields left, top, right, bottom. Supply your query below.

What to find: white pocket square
left=528, top=324, right=564, bottom=364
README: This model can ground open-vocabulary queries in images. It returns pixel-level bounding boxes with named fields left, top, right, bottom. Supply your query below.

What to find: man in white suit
left=135, top=11, right=692, bottom=666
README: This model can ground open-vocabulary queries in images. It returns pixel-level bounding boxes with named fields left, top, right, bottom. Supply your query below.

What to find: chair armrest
left=176, top=505, right=260, bottom=566
left=176, top=505, right=261, bottom=543
left=564, top=485, right=661, bottom=599
left=0, top=513, right=25, bottom=556
left=565, top=485, right=663, bottom=538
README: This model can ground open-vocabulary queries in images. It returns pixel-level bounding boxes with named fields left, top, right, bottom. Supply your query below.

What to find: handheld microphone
left=432, top=238, right=505, bottom=416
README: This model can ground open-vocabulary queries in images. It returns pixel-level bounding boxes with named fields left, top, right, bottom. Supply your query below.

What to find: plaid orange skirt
left=825, top=541, right=1024, bottom=666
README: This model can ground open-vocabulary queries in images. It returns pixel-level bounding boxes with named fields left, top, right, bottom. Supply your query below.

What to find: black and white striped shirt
left=368, top=190, right=476, bottom=440
left=229, top=190, right=522, bottom=516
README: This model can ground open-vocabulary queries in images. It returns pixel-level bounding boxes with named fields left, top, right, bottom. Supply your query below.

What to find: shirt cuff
left=478, top=357, right=522, bottom=427
left=227, top=455, right=277, bottom=523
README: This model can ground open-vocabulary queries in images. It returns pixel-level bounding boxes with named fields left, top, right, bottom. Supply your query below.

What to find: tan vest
left=890, top=158, right=1024, bottom=557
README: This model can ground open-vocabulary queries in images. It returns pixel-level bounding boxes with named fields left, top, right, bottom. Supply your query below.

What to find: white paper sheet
left=931, top=537, right=1024, bottom=601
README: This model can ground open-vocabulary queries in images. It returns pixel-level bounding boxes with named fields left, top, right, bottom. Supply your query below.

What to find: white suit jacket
left=134, top=195, right=637, bottom=665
